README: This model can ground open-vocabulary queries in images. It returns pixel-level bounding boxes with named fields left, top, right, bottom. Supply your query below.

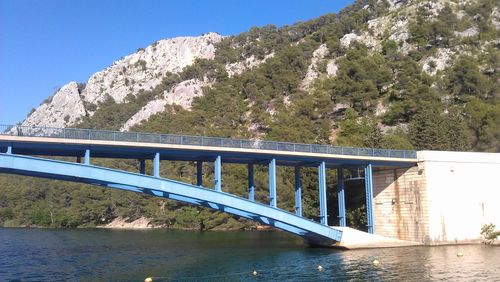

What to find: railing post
left=197, top=160, right=203, bottom=187
left=337, top=168, right=346, bottom=227
left=365, top=163, right=375, bottom=234
left=88, top=129, right=91, bottom=140
left=294, top=166, right=302, bottom=217
left=269, top=158, right=277, bottom=208
left=214, top=156, right=222, bottom=192
left=318, top=161, right=327, bottom=225
left=248, top=163, right=255, bottom=201
left=84, top=149, right=90, bottom=165
left=153, top=152, right=160, bottom=177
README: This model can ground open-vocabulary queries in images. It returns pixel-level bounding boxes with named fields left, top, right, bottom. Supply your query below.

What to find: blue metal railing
left=0, top=124, right=417, bottom=159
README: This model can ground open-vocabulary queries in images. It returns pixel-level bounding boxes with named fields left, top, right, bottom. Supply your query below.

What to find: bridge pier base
left=153, top=152, right=160, bottom=177
left=248, top=163, right=254, bottom=201
left=214, top=156, right=221, bottom=192
left=337, top=168, right=346, bottom=227
left=84, top=149, right=90, bottom=165
left=269, top=159, right=277, bottom=208
left=6, top=145, right=12, bottom=154
left=139, top=159, right=146, bottom=175
left=295, top=166, right=302, bottom=217
left=318, top=161, right=327, bottom=225
left=365, top=164, right=375, bottom=234
left=197, top=160, right=203, bottom=186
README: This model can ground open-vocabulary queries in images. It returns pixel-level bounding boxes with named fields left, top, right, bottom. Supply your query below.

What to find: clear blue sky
left=0, top=0, right=353, bottom=125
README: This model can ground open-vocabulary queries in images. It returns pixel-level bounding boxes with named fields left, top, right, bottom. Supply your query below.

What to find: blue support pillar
left=84, top=149, right=90, bottom=165
left=153, top=153, right=160, bottom=178
left=214, top=156, right=221, bottom=192
left=365, top=163, right=375, bottom=234
left=318, top=161, right=327, bottom=225
left=294, top=166, right=302, bottom=217
left=6, top=145, right=12, bottom=154
left=139, top=159, right=146, bottom=175
left=337, top=168, right=346, bottom=227
left=248, top=163, right=255, bottom=201
left=269, top=158, right=277, bottom=208
left=197, top=161, right=203, bottom=187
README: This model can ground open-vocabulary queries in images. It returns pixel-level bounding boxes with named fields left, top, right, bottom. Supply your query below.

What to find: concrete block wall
left=373, top=151, right=500, bottom=245
left=420, top=151, right=500, bottom=244
left=373, top=164, right=430, bottom=243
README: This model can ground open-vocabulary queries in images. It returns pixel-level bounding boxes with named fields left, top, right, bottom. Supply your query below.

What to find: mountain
left=2, top=0, right=499, bottom=229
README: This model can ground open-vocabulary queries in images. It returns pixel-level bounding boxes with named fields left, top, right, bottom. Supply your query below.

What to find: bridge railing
left=0, top=124, right=417, bottom=159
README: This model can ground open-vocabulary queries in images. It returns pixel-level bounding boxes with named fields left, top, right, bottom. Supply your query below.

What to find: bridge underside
left=0, top=153, right=342, bottom=246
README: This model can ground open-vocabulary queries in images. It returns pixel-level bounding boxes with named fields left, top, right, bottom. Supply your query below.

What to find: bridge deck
left=0, top=135, right=416, bottom=168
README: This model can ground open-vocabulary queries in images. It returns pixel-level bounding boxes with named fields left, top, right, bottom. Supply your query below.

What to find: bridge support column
left=318, top=161, right=327, bottom=225
left=84, top=149, right=90, bottom=165
left=197, top=161, right=203, bottom=186
left=6, top=145, right=12, bottom=154
left=139, top=159, right=146, bottom=175
left=153, top=153, right=160, bottom=177
left=214, top=156, right=221, bottom=192
left=248, top=163, right=255, bottom=201
left=269, top=158, right=277, bottom=208
left=337, top=168, right=346, bottom=227
left=294, top=166, right=302, bottom=217
left=365, top=163, right=375, bottom=234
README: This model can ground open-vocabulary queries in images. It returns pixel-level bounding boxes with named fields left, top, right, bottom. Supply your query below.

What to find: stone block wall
left=373, top=164, right=430, bottom=243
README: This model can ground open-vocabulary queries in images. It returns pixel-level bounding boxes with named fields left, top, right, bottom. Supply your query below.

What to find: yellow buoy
left=252, top=270, right=258, bottom=276
left=457, top=252, right=463, bottom=257
left=317, top=265, right=324, bottom=272
left=373, top=259, right=380, bottom=266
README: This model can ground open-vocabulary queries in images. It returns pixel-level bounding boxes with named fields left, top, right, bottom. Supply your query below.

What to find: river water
left=0, top=228, right=499, bottom=281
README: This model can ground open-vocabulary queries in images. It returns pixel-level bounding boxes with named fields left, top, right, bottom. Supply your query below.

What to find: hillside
left=1, top=0, right=499, bottom=230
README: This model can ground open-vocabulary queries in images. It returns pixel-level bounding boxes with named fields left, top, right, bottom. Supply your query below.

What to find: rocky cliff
left=21, top=32, right=223, bottom=129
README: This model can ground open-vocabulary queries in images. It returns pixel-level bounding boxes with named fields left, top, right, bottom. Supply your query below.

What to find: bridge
left=0, top=124, right=418, bottom=248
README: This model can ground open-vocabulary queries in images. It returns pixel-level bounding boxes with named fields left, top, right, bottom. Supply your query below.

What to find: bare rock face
left=20, top=82, right=86, bottom=128
left=301, top=44, right=329, bottom=90
left=121, top=78, right=209, bottom=131
left=225, top=53, right=274, bottom=77
left=83, top=32, right=222, bottom=106
left=421, top=48, right=455, bottom=75
left=21, top=33, right=223, bottom=129
left=491, top=6, right=500, bottom=30
left=326, top=60, right=339, bottom=77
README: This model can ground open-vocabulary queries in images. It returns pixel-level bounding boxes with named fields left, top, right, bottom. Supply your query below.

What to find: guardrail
left=0, top=124, right=417, bottom=159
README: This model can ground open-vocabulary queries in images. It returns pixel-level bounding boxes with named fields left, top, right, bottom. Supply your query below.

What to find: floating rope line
left=147, top=264, right=329, bottom=281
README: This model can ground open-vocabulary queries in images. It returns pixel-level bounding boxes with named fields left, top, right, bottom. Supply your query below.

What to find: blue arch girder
left=0, top=153, right=342, bottom=245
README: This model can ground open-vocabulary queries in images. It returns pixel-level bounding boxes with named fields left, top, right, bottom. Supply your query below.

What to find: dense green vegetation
left=1, top=0, right=498, bottom=230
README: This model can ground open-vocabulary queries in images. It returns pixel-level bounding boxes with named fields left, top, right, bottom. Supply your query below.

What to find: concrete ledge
left=334, top=227, right=422, bottom=249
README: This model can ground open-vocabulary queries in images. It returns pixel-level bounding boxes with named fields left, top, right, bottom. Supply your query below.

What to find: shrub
left=481, top=223, right=500, bottom=244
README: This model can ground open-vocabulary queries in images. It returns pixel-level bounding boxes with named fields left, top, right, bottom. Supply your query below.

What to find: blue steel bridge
left=0, top=125, right=416, bottom=247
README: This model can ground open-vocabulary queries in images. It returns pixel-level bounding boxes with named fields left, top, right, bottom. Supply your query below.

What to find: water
left=0, top=228, right=499, bottom=281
